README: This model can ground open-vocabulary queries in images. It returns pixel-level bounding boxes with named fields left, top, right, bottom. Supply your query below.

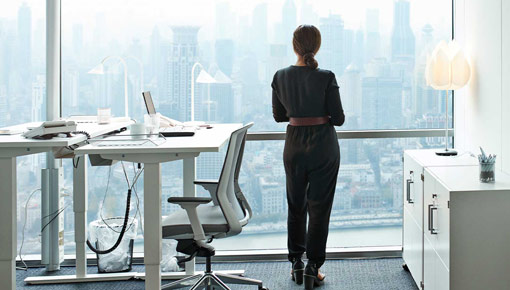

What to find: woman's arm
left=326, top=73, right=345, bottom=126
left=272, top=77, right=289, bottom=122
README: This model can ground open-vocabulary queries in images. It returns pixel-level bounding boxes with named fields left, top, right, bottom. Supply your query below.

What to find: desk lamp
left=426, top=40, right=471, bottom=156
left=89, top=56, right=129, bottom=119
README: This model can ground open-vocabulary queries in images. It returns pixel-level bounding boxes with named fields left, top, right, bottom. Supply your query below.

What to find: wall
left=454, top=0, right=510, bottom=172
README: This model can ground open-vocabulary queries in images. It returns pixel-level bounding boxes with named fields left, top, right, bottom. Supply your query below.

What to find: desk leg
left=183, top=157, right=196, bottom=275
left=0, top=157, right=16, bottom=290
left=73, top=156, right=88, bottom=278
left=145, top=163, right=162, bottom=290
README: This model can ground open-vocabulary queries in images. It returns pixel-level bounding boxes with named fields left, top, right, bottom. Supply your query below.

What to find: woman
left=271, top=25, right=345, bottom=289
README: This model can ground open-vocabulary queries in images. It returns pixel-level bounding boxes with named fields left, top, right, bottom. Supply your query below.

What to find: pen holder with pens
left=478, top=147, right=496, bottom=183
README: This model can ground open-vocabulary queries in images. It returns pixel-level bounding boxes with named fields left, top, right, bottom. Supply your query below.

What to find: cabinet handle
left=428, top=204, right=438, bottom=235
left=406, top=179, right=414, bottom=204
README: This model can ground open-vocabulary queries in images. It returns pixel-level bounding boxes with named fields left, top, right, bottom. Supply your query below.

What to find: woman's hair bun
left=303, top=52, right=318, bottom=69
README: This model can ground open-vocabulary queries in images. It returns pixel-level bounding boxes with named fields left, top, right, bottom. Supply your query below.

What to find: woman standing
left=271, top=25, right=345, bottom=289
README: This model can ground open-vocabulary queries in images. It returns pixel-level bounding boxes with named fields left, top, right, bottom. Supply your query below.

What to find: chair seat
left=162, top=204, right=229, bottom=239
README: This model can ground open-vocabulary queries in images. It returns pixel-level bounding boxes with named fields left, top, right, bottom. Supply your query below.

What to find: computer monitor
left=142, top=91, right=157, bottom=115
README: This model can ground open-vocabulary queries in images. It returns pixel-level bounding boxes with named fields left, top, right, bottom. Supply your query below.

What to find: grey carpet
left=16, top=258, right=418, bottom=289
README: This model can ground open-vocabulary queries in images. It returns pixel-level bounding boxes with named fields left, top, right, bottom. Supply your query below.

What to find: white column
left=73, top=156, right=88, bottom=278
left=182, top=157, right=196, bottom=275
left=144, top=163, right=162, bottom=290
left=43, top=0, right=63, bottom=271
left=0, top=157, right=16, bottom=290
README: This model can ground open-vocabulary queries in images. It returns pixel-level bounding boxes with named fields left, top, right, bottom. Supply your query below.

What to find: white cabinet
left=403, top=150, right=510, bottom=290
left=402, top=150, right=478, bottom=289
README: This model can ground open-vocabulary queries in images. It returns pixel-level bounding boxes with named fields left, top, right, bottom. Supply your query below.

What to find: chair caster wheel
left=402, top=263, right=410, bottom=272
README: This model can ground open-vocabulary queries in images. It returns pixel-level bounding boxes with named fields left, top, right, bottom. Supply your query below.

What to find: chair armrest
left=167, top=197, right=211, bottom=241
left=193, top=181, right=219, bottom=205
left=167, top=197, right=212, bottom=205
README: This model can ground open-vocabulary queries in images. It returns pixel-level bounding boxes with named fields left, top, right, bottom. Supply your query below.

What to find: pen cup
left=479, top=161, right=496, bottom=183
left=144, top=113, right=160, bottom=135
left=97, top=108, right=111, bottom=124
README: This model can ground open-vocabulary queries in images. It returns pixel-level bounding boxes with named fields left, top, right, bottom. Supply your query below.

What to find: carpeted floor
left=16, top=258, right=418, bottom=289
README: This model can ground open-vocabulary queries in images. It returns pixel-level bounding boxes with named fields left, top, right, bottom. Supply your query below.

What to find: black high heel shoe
left=304, top=263, right=325, bottom=289
left=291, top=258, right=304, bottom=285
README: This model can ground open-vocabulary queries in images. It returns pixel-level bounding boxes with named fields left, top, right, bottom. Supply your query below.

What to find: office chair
left=161, top=123, right=268, bottom=290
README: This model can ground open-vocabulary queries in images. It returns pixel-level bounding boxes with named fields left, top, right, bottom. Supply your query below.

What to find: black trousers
left=284, top=123, right=340, bottom=268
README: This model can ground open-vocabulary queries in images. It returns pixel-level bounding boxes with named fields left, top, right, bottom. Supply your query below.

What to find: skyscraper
left=215, top=1, right=234, bottom=39
left=17, top=3, right=32, bottom=82
left=215, top=39, right=234, bottom=77
left=362, top=76, right=403, bottom=129
left=282, top=0, right=297, bottom=60
left=391, top=0, right=416, bottom=62
left=318, top=14, right=344, bottom=75
left=252, top=3, right=268, bottom=61
left=365, top=8, right=381, bottom=62
left=165, top=26, right=200, bottom=121
left=298, top=0, right=318, bottom=25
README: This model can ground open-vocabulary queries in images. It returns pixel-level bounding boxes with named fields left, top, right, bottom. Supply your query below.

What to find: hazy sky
left=1, top=0, right=452, bottom=43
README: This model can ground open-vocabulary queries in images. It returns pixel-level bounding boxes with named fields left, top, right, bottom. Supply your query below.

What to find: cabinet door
left=435, top=255, right=450, bottom=290
left=403, top=206, right=423, bottom=288
left=403, top=155, right=423, bottom=226
left=403, top=154, right=424, bottom=288
left=424, top=234, right=436, bottom=290
left=423, top=170, right=437, bottom=289
left=434, top=182, right=450, bottom=268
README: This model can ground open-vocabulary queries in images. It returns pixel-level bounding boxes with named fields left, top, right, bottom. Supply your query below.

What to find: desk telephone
left=23, top=120, right=79, bottom=139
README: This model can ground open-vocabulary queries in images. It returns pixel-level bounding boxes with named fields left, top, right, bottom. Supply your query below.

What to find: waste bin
left=89, top=217, right=138, bottom=273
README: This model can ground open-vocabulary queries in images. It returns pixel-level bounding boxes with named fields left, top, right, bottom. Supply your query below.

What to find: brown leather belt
left=289, top=116, right=330, bottom=126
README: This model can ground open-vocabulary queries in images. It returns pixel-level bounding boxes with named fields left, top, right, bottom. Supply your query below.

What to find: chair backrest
left=215, top=122, right=253, bottom=236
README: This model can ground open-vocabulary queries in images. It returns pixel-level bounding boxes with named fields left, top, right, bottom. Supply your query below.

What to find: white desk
left=26, top=124, right=242, bottom=289
left=0, top=120, right=133, bottom=290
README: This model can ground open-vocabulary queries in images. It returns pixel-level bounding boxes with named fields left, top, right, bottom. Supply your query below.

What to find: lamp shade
left=425, top=40, right=471, bottom=90
left=88, top=63, right=105, bottom=75
left=195, top=69, right=216, bottom=84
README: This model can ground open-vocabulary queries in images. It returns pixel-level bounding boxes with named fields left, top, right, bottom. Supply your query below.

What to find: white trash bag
left=161, top=239, right=179, bottom=272
left=89, top=217, right=138, bottom=273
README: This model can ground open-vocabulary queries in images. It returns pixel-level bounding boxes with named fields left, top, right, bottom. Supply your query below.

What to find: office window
left=0, top=1, right=46, bottom=255
left=60, top=0, right=452, bottom=253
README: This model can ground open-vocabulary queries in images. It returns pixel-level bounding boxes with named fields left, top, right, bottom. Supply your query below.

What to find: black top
left=271, top=66, right=345, bottom=126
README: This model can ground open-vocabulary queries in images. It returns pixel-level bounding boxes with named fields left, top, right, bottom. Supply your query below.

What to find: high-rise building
left=414, top=24, right=440, bottom=117
left=165, top=26, right=200, bottom=121
left=72, top=24, right=83, bottom=58
left=318, top=14, right=344, bottom=75
left=17, top=3, right=32, bottom=82
left=282, top=0, right=297, bottom=60
left=391, top=0, right=416, bottom=63
left=365, top=8, right=381, bottom=62
left=215, top=39, right=234, bottom=77
left=31, top=75, right=45, bottom=122
left=298, top=0, right=318, bottom=25
left=215, top=1, right=234, bottom=39
left=340, top=64, right=362, bottom=120
left=362, top=76, right=403, bottom=129
left=252, top=3, right=268, bottom=61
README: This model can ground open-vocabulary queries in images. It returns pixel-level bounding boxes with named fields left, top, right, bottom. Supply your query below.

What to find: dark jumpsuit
left=271, top=65, right=345, bottom=268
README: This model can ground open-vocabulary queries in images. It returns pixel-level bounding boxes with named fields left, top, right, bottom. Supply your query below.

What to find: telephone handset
left=160, top=115, right=183, bottom=127
left=23, top=120, right=78, bottom=139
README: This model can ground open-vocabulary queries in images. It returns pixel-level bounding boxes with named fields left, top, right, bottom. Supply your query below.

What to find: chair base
left=161, top=256, right=267, bottom=290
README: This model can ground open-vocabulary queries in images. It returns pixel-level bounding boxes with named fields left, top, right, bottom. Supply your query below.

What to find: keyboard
left=160, top=126, right=196, bottom=137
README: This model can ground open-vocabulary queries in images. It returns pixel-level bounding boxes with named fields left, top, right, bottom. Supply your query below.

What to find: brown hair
left=292, top=25, right=321, bottom=69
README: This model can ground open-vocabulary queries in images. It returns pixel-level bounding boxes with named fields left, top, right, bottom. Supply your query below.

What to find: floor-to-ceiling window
left=0, top=1, right=47, bottom=257
left=58, top=0, right=453, bottom=254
